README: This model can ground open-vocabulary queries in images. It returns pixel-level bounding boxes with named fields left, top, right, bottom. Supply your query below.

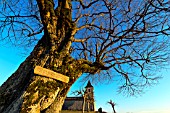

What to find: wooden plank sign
left=34, top=66, right=69, bottom=83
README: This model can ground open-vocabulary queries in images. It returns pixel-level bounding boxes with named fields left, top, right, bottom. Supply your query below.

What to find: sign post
left=34, top=66, right=69, bottom=83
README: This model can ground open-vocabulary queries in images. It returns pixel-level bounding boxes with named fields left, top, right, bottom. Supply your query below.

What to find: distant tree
left=108, top=100, right=116, bottom=113
left=0, top=0, right=170, bottom=113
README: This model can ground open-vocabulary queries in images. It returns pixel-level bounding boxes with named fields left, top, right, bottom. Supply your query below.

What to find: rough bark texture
left=0, top=0, right=100, bottom=113
left=1, top=0, right=75, bottom=113
left=0, top=34, right=80, bottom=113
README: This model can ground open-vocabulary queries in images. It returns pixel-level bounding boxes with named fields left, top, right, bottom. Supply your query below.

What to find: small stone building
left=62, top=81, right=95, bottom=112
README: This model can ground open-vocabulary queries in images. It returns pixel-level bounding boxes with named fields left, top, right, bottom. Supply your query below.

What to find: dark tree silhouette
left=0, top=0, right=170, bottom=113
left=108, top=100, right=116, bottom=113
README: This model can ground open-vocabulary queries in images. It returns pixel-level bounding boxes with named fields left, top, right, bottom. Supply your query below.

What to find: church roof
left=62, top=97, right=83, bottom=111
left=65, top=97, right=83, bottom=101
left=85, top=80, right=93, bottom=88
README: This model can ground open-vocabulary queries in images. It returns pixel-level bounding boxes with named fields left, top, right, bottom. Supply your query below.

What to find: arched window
left=88, top=88, right=91, bottom=92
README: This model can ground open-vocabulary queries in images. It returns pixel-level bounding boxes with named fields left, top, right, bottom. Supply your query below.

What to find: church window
left=88, top=89, right=91, bottom=92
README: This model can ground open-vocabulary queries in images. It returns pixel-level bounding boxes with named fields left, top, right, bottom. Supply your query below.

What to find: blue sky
left=0, top=45, right=170, bottom=113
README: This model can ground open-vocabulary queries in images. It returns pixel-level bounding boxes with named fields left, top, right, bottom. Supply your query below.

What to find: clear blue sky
left=0, top=45, right=170, bottom=113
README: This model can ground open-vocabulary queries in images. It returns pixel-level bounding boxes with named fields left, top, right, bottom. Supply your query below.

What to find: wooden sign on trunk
left=34, top=66, right=69, bottom=83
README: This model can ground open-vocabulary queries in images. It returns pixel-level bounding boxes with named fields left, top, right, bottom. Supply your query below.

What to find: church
left=62, top=81, right=95, bottom=112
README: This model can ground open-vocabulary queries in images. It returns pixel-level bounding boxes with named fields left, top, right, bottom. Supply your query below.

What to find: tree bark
left=0, top=34, right=82, bottom=113
left=0, top=28, right=87, bottom=113
left=0, top=0, right=100, bottom=113
left=0, top=0, right=74, bottom=112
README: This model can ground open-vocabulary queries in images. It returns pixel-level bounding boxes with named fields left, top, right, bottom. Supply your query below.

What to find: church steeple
left=84, top=80, right=95, bottom=111
left=85, top=80, right=93, bottom=88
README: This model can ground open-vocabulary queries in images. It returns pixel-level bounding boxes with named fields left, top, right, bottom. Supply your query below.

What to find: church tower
left=84, top=80, right=95, bottom=111
left=62, top=81, right=95, bottom=112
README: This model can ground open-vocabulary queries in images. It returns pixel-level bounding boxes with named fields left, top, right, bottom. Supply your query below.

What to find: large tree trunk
left=0, top=0, right=82, bottom=113
left=0, top=0, right=99, bottom=112
left=0, top=34, right=82, bottom=113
